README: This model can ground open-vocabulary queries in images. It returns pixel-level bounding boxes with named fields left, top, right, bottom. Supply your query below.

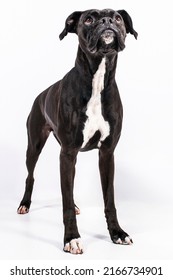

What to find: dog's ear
left=59, top=11, right=83, bottom=40
left=117, top=10, right=138, bottom=39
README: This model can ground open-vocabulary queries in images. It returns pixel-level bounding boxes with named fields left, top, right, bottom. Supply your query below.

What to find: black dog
left=18, top=9, right=137, bottom=254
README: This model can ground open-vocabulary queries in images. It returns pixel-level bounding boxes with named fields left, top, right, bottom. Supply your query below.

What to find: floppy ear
left=117, top=10, right=138, bottom=39
left=59, top=11, right=83, bottom=40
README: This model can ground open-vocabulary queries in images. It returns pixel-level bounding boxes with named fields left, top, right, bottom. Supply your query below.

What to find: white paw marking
left=124, top=236, right=133, bottom=245
left=115, top=238, right=123, bottom=244
left=82, top=57, right=110, bottom=148
left=17, top=206, right=29, bottom=214
left=75, top=206, right=80, bottom=215
left=115, top=236, right=133, bottom=245
left=64, top=238, right=83, bottom=254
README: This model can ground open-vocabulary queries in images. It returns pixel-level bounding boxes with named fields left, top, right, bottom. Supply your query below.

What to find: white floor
left=0, top=195, right=172, bottom=260
left=0, top=141, right=173, bottom=261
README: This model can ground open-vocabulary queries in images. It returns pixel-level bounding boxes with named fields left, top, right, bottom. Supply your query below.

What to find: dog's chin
left=88, top=34, right=125, bottom=55
left=98, top=47, right=117, bottom=55
left=89, top=41, right=119, bottom=55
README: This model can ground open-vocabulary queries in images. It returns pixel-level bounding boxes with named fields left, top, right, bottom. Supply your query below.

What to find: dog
left=17, top=9, right=137, bottom=254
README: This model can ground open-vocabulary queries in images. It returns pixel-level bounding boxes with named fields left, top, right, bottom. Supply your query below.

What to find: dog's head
left=59, top=9, right=137, bottom=55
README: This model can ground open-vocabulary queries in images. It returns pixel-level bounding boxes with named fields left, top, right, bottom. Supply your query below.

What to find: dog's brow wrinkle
left=90, top=11, right=99, bottom=17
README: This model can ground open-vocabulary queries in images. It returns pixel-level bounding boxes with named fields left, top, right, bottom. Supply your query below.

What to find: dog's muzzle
left=88, top=28, right=125, bottom=54
left=101, top=30, right=115, bottom=45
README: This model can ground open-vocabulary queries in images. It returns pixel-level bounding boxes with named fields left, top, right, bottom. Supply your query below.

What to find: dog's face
left=59, top=9, right=137, bottom=55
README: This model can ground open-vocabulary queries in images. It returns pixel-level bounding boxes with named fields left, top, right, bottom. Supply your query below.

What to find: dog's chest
left=81, top=58, right=110, bottom=148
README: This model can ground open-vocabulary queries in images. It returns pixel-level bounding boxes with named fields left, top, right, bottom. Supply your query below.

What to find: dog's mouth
left=100, top=29, right=115, bottom=45
left=88, top=28, right=125, bottom=54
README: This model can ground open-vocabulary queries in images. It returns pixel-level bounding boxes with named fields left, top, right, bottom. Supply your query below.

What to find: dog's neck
left=75, top=46, right=118, bottom=84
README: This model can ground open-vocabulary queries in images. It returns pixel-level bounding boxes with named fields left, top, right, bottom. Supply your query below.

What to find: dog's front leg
left=60, top=148, right=83, bottom=254
left=99, top=148, right=133, bottom=245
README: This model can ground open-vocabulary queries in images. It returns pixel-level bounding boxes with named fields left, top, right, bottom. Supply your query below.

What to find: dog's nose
left=100, top=17, right=113, bottom=25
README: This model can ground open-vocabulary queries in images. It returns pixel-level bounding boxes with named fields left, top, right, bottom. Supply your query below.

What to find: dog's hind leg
left=17, top=98, right=51, bottom=214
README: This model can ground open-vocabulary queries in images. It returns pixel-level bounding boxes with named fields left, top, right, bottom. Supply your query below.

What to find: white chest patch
left=81, top=57, right=110, bottom=148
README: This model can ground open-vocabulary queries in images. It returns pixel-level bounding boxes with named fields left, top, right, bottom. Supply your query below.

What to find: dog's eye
left=84, top=17, right=93, bottom=25
left=115, top=15, right=122, bottom=22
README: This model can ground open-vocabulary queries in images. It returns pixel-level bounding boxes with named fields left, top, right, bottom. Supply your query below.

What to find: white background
left=0, top=0, right=173, bottom=262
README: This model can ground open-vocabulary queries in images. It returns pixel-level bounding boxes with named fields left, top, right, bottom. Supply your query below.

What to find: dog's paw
left=64, top=238, right=83, bottom=254
left=75, top=205, right=80, bottom=215
left=112, top=231, right=133, bottom=245
left=114, top=236, right=133, bottom=245
left=17, top=205, right=29, bottom=214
